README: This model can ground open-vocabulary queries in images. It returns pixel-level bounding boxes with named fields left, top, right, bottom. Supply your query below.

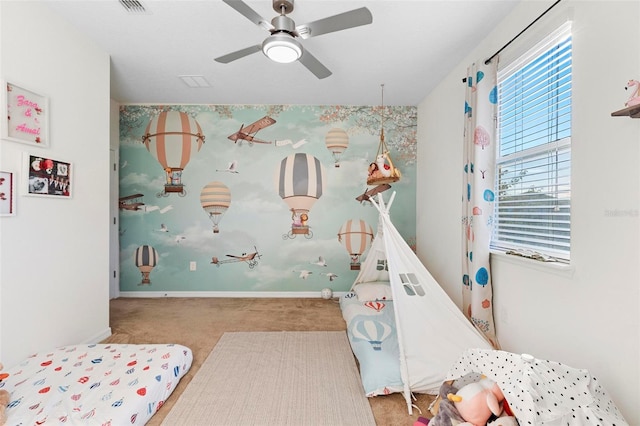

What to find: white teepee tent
left=353, top=192, right=493, bottom=413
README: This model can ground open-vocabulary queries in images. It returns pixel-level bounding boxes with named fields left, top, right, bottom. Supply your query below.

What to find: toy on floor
left=413, top=416, right=430, bottom=425
left=487, top=416, right=519, bottom=426
left=0, top=363, right=9, bottom=426
left=429, top=381, right=467, bottom=426
left=447, top=377, right=505, bottom=426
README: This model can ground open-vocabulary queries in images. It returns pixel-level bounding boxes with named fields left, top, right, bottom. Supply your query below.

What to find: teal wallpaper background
left=119, top=105, right=417, bottom=293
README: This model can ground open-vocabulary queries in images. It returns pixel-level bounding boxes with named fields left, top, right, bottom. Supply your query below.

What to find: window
left=399, top=273, right=424, bottom=296
left=492, top=23, right=572, bottom=261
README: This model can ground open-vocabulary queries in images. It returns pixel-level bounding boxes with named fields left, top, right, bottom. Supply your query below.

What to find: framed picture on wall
left=0, top=170, right=16, bottom=216
left=1, top=80, right=49, bottom=147
left=23, top=153, right=72, bottom=198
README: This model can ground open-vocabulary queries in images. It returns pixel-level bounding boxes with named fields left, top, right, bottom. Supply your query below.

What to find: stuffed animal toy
left=429, top=381, right=467, bottom=426
left=0, top=363, right=9, bottom=426
left=447, top=377, right=505, bottom=426
left=413, top=416, right=430, bottom=426
left=376, top=154, right=392, bottom=178
left=625, top=79, right=640, bottom=107
left=487, top=416, right=519, bottom=426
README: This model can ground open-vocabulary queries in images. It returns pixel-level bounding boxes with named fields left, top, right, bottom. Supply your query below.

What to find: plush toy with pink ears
left=446, top=377, right=505, bottom=426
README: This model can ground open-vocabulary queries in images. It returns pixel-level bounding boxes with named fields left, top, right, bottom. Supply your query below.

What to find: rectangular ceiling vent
left=179, top=75, right=211, bottom=88
left=119, top=0, right=149, bottom=14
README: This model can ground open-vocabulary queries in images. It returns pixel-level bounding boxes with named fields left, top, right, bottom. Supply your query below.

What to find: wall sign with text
left=2, top=81, right=49, bottom=147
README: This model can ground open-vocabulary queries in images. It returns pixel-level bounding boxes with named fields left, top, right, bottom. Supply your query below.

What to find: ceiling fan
left=215, top=0, right=373, bottom=79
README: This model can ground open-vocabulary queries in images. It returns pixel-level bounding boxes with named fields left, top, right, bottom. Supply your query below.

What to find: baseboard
left=83, top=327, right=112, bottom=344
left=117, top=291, right=347, bottom=299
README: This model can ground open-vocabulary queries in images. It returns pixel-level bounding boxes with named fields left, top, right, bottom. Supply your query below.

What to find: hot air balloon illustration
left=364, top=300, right=386, bottom=312
left=134, top=245, right=158, bottom=285
left=141, top=111, right=205, bottom=197
left=200, top=181, right=231, bottom=234
left=324, top=127, right=349, bottom=168
left=275, top=153, right=326, bottom=239
left=337, top=219, right=374, bottom=270
left=352, top=319, right=391, bottom=351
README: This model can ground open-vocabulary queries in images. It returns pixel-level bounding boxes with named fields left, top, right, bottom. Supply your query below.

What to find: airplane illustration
left=227, top=116, right=276, bottom=146
left=355, top=184, right=391, bottom=204
left=211, top=247, right=262, bottom=269
left=119, top=193, right=145, bottom=211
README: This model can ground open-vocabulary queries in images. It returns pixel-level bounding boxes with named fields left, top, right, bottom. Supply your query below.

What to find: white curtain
left=461, top=61, right=499, bottom=347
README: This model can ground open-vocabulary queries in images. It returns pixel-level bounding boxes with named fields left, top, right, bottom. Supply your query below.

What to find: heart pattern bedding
left=0, top=343, right=192, bottom=425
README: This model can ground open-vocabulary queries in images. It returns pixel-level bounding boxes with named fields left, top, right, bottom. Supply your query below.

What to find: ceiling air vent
left=179, top=75, right=211, bottom=88
left=119, top=0, right=148, bottom=14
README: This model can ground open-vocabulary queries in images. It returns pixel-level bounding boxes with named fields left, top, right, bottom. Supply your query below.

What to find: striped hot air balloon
left=324, top=128, right=349, bottom=168
left=200, top=181, right=231, bottom=234
left=337, top=219, right=374, bottom=270
left=275, top=153, right=326, bottom=239
left=141, top=111, right=205, bottom=197
left=134, top=245, right=159, bottom=285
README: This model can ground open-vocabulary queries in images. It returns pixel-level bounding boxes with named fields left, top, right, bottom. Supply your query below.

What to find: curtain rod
left=484, top=0, right=562, bottom=65
left=462, top=0, right=562, bottom=83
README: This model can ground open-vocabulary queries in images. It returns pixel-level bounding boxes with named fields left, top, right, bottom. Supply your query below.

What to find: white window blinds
left=492, top=23, right=572, bottom=260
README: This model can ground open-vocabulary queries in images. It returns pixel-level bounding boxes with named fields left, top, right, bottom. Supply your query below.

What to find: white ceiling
left=43, top=0, right=521, bottom=106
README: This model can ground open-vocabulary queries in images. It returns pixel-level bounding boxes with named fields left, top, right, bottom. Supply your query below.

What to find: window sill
left=490, top=249, right=575, bottom=278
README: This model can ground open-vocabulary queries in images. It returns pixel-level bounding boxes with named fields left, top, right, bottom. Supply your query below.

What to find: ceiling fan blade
left=222, top=0, right=274, bottom=30
left=215, top=45, right=262, bottom=64
left=295, top=7, right=372, bottom=39
left=298, top=49, right=332, bottom=79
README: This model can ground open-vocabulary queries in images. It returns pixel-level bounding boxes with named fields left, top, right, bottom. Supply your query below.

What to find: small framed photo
left=23, top=153, right=72, bottom=198
left=0, top=170, right=16, bottom=216
left=2, top=80, right=49, bottom=147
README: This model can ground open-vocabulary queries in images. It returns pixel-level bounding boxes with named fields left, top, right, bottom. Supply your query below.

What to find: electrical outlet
left=189, top=261, right=196, bottom=271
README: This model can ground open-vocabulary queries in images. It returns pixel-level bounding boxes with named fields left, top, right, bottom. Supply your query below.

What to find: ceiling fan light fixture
left=262, top=33, right=302, bottom=64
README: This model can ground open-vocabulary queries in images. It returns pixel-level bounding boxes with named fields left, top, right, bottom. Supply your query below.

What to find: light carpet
left=160, top=331, right=376, bottom=426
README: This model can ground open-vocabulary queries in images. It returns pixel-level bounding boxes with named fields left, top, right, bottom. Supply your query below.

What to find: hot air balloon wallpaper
left=337, top=219, right=374, bottom=270
left=352, top=319, right=392, bottom=351
left=134, top=245, right=158, bottom=285
left=275, top=153, right=326, bottom=240
left=141, top=111, right=205, bottom=197
left=118, top=104, right=417, bottom=293
left=200, top=181, right=231, bottom=233
left=324, top=127, right=349, bottom=168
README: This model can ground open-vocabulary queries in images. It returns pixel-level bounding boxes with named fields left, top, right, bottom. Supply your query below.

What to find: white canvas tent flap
left=353, top=193, right=493, bottom=414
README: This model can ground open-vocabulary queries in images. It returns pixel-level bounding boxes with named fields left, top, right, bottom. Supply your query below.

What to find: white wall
left=417, top=1, right=639, bottom=424
left=0, top=2, right=111, bottom=367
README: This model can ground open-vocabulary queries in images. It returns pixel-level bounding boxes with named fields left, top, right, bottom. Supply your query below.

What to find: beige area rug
left=161, top=331, right=376, bottom=426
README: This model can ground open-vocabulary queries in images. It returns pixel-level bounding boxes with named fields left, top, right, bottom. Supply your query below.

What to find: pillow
left=354, top=282, right=393, bottom=301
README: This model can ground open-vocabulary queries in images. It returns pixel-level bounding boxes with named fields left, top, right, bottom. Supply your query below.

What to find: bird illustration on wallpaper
left=134, top=245, right=158, bottom=285
left=310, top=256, right=327, bottom=267
left=141, top=111, right=205, bottom=197
left=337, top=219, right=374, bottom=270
left=217, top=160, right=239, bottom=173
left=322, top=272, right=339, bottom=282
left=200, top=181, right=231, bottom=234
left=324, top=127, right=349, bottom=168
left=211, top=247, right=262, bottom=269
left=227, top=116, right=275, bottom=146
left=276, top=153, right=326, bottom=240
left=156, top=224, right=169, bottom=233
left=293, top=270, right=313, bottom=280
